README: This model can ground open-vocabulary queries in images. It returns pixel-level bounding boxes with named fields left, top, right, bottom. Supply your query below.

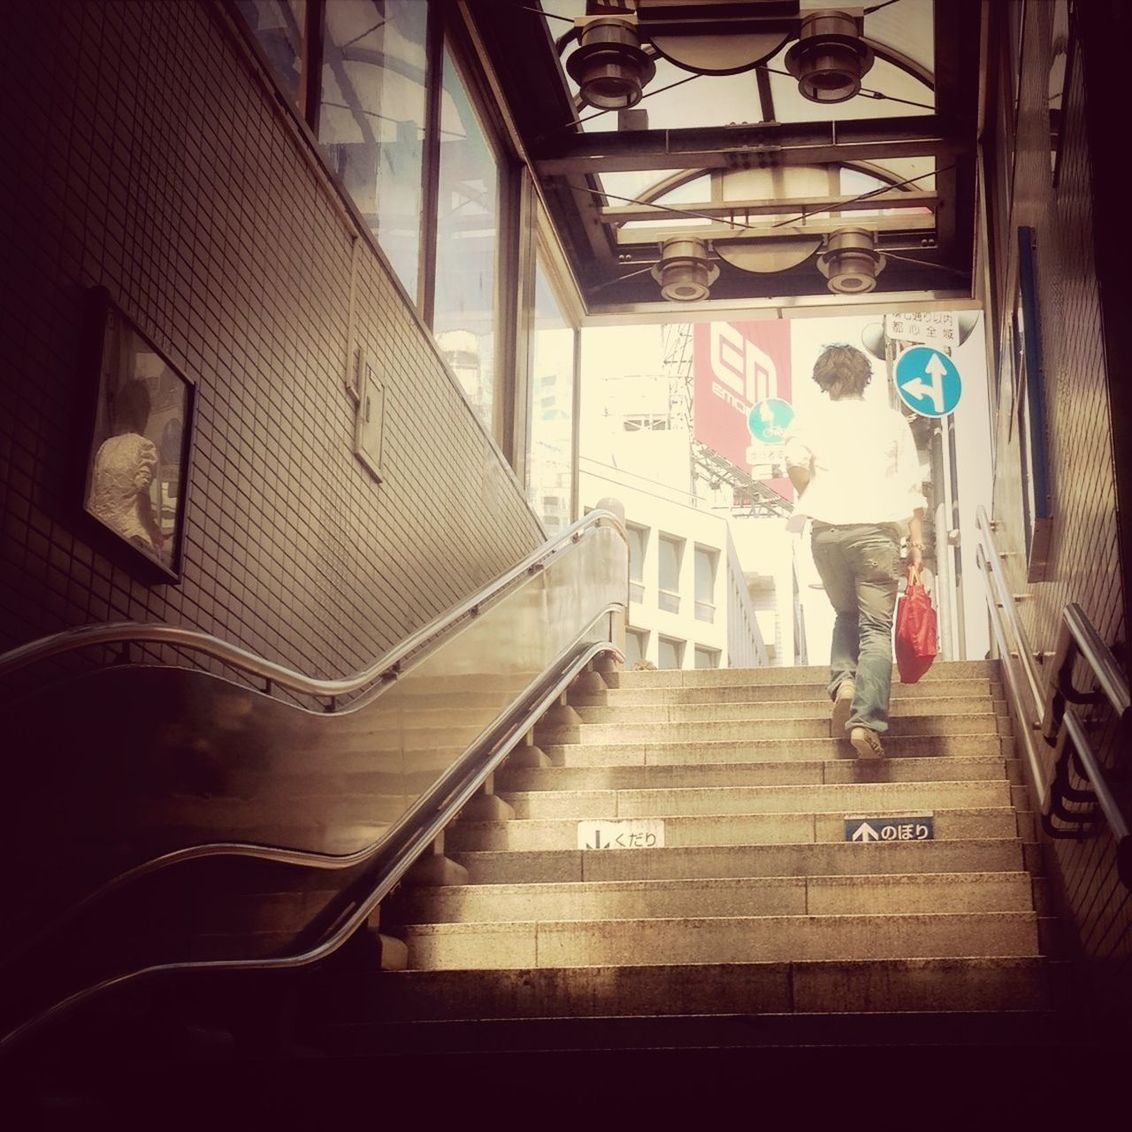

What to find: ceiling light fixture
left=784, top=8, right=874, bottom=103
left=563, top=2, right=801, bottom=111
left=651, top=237, right=719, bottom=302
left=817, top=228, right=886, bottom=293
left=565, top=15, right=656, bottom=110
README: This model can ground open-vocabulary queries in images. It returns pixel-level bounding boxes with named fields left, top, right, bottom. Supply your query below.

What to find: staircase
left=315, top=659, right=1095, bottom=1092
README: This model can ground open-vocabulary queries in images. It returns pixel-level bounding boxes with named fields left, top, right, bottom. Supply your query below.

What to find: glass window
left=626, top=523, right=647, bottom=603
left=236, top=1, right=308, bottom=111
left=318, top=1, right=429, bottom=300
left=658, top=636, right=684, bottom=670
left=694, top=546, right=717, bottom=623
left=625, top=627, right=648, bottom=667
left=433, top=44, right=499, bottom=433
left=658, top=534, right=683, bottom=613
left=694, top=646, right=720, bottom=669
left=527, top=257, right=575, bottom=530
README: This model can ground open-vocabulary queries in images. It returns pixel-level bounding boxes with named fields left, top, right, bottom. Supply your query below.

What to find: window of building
left=694, top=646, right=720, bottom=669
left=526, top=254, right=576, bottom=531
left=623, top=414, right=670, bottom=431
left=658, top=534, right=683, bottom=613
left=625, top=627, right=649, bottom=667
left=236, top=1, right=309, bottom=112
left=658, top=635, right=684, bottom=670
left=626, top=523, right=648, bottom=604
left=432, top=44, right=500, bottom=434
left=694, top=545, right=717, bottom=623
left=318, top=1, right=429, bottom=301
left=233, top=1, right=565, bottom=473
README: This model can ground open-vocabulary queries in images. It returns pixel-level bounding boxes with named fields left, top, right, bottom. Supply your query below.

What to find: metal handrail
left=0, top=508, right=626, bottom=703
left=0, top=636, right=621, bottom=1053
left=1042, top=602, right=1132, bottom=883
left=974, top=506, right=1048, bottom=807
left=1045, top=603, right=1132, bottom=737
left=974, top=506, right=1045, bottom=713
left=976, top=508, right=1131, bottom=885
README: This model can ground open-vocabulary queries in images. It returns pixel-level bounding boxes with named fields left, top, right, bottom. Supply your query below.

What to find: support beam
left=534, top=116, right=967, bottom=176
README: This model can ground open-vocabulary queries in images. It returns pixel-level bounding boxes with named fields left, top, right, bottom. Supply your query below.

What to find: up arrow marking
left=852, top=822, right=880, bottom=843
left=926, top=352, right=948, bottom=379
left=924, top=353, right=948, bottom=413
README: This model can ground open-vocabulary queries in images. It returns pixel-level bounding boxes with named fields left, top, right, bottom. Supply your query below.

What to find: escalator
left=0, top=510, right=628, bottom=1067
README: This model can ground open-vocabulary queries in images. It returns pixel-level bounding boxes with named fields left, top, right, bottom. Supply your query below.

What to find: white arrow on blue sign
left=747, top=397, right=794, bottom=444
left=893, top=345, right=962, bottom=417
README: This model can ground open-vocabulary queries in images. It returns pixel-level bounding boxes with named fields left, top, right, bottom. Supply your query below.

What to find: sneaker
left=831, top=680, right=855, bottom=736
left=850, top=726, right=884, bottom=759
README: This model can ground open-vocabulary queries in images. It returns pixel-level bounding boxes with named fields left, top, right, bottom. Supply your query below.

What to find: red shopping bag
left=895, top=566, right=938, bottom=683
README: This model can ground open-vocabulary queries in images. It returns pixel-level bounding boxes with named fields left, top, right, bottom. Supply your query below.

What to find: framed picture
left=1014, top=227, right=1053, bottom=581
left=82, top=289, right=194, bottom=583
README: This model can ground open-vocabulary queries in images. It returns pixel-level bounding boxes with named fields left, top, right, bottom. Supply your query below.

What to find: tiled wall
left=988, top=2, right=1129, bottom=1007
left=0, top=0, right=543, bottom=679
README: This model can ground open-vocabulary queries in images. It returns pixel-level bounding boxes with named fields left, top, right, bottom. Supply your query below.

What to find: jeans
left=810, top=522, right=901, bottom=734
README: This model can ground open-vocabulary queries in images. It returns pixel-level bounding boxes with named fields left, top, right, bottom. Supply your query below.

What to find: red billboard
left=693, top=320, right=793, bottom=493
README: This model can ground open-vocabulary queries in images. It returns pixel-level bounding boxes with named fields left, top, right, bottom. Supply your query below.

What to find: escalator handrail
left=1, top=635, right=622, bottom=1053
left=0, top=509, right=626, bottom=703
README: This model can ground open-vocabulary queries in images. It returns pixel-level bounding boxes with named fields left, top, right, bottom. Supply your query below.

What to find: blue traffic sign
left=894, top=346, right=962, bottom=417
left=747, top=397, right=794, bottom=443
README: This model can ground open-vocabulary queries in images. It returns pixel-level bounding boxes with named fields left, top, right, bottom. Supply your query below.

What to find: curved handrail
left=1, top=636, right=622, bottom=1053
left=0, top=508, right=626, bottom=704
left=1, top=510, right=630, bottom=1053
left=974, top=506, right=1048, bottom=807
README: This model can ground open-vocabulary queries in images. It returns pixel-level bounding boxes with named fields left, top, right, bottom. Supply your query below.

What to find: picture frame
left=81, top=288, right=194, bottom=583
left=1014, top=227, right=1053, bottom=581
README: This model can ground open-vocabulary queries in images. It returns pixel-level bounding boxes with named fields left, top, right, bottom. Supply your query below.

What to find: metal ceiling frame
left=463, top=0, right=982, bottom=320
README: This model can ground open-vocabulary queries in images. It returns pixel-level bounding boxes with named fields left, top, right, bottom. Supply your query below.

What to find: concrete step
left=498, top=754, right=1016, bottom=791
left=451, top=838, right=1030, bottom=884
left=570, top=696, right=1008, bottom=724
left=499, top=780, right=1011, bottom=820
left=398, top=910, right=1040, bottom=969
left=387, top=871, right=1035, bottom=925
left=311, top=1010, right=1112, bottom=1100
left=572, top=678, right=1002, bottom=706
left=342, top=956, right=1055, bottom=1019
left=604, top=660, right=999, bottom=689
left=344, top=955, right=1059, bottom=1027
left=540, top=733, right=1015, bottom=766
left=537, top=715, right=1010, bottom=745
left=318, top=1009, right=1088, bottom=1057
left=444, top=807, right=1022, bottom=852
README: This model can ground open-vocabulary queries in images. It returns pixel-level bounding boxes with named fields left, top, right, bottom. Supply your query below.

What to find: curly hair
left=812, top=343, right=872, bottom=399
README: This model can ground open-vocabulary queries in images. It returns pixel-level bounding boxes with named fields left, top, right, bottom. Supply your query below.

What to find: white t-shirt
left=783, top=397, right=926, bottom=526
